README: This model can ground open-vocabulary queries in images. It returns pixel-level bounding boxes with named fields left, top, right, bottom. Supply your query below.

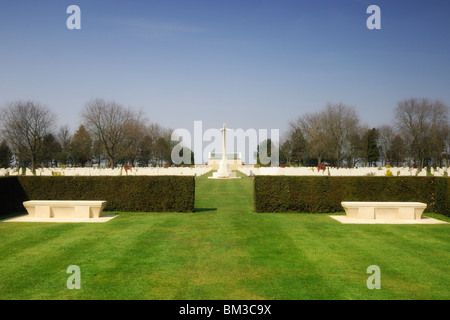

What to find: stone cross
left=209, top=123, right=237, bottom=178
left=220, top=123, right=229, bottom=163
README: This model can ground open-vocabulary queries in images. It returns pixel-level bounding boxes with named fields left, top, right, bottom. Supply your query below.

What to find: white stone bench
left=23, top=200, right=107, bottom=219
left=341, top=201, right=427, bottom=220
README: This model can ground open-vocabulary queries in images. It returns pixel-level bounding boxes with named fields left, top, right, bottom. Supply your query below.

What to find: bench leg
left=415, top=208, right=425, bottom=220
left=345, top=208, right=358, bottom=219
left=90, top=207, right=103, bottom=218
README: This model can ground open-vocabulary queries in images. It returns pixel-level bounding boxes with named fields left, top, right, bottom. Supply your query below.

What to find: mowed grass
left=0, top=172, right=449, bottom=300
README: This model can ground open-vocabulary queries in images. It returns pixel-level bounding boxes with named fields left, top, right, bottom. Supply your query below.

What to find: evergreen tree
left=0, top=140, right=12, bottom=168
left=70, top=125, right=93, bottom=167
left=366, top=128, right=380, bottom=166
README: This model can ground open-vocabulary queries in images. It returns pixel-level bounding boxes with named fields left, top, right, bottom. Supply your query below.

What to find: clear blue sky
left=1, top=0, right=449, bottom=143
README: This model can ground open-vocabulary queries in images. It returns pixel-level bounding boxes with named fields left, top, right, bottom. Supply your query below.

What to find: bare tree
left=443, top=125, right=450, bottom=167
left=377, top=125, right=395, bottom=166
left=121, top=112, right=147, bottom=166
left=56, top=125, right=72, bottom=166
left=395, top=98, right=449, bottom=169
left=442, top=124, right=450, bottom=167
left=289, top=103, right=360, bottom=167
left=81, top=98, right=143, bottom=168
left=321, top=103, right=360, bottom=167
left=92, top=139, right=106, bottom=167
left=294, top=112, right=328, bottom=165
left=430, top=115, right=449, bottom=167
left=1, top=100, right=56, bottom=174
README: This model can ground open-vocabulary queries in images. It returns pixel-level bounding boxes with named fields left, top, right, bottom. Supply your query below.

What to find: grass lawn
left=0, top=172, right=449, bottom=300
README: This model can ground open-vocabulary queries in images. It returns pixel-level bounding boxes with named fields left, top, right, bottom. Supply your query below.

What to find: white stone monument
left=210, top=123, right=240, bottom=179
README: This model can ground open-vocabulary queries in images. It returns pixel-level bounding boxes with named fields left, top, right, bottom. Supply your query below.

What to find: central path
left=195, top=171, right=253, bottom=213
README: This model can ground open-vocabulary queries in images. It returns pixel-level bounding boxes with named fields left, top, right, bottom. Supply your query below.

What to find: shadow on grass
left=194, top=208, right=218, bottom=213
left=0, top=211, right=28, bottom=221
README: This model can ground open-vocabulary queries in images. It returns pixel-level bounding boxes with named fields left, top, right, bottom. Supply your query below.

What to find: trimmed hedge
left=0, top=176, right=195, bottom=216
left=254, top=176, right=450, bottom=216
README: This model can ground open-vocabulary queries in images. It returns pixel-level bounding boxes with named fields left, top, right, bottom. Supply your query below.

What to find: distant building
left=207, top=152, right=242, bottom=170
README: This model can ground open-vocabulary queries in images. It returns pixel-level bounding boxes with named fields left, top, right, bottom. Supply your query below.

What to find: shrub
left=254, top=176, right=450, bottom=216
left=0, top=176, right=195, bottom=216
left=435, top=177, right=449, bottom=216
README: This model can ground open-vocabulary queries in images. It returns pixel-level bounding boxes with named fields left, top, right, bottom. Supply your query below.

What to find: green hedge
left=254, top=176, right=450, bottom=216
left=0, top=176, right=195, bottom=216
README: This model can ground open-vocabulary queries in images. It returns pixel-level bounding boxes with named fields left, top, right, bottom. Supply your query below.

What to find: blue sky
left=1, top=0, right=449, bottom=144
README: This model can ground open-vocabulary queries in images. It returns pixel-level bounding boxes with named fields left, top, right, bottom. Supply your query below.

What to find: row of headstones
left=1, top=166, right=448, bottom=177
left=238, top=166, right=449, bottom=177
left=0, top=167, right=213, bottom=177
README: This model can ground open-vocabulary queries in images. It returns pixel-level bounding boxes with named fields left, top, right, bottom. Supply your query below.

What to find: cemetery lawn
left=0, top=172, right=449, bottom=300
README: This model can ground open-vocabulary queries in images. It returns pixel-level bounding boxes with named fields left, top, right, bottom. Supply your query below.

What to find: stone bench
left=341, top=201, right=427, bottom=220
left=23, top=200, right=107, bottom=219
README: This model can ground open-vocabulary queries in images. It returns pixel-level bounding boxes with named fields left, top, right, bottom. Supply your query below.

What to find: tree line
left=279, top=98, right=449, bottom=169
left=0, top=98, right=193, bottom=173
left=1, top=97, right=449, bottom=172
